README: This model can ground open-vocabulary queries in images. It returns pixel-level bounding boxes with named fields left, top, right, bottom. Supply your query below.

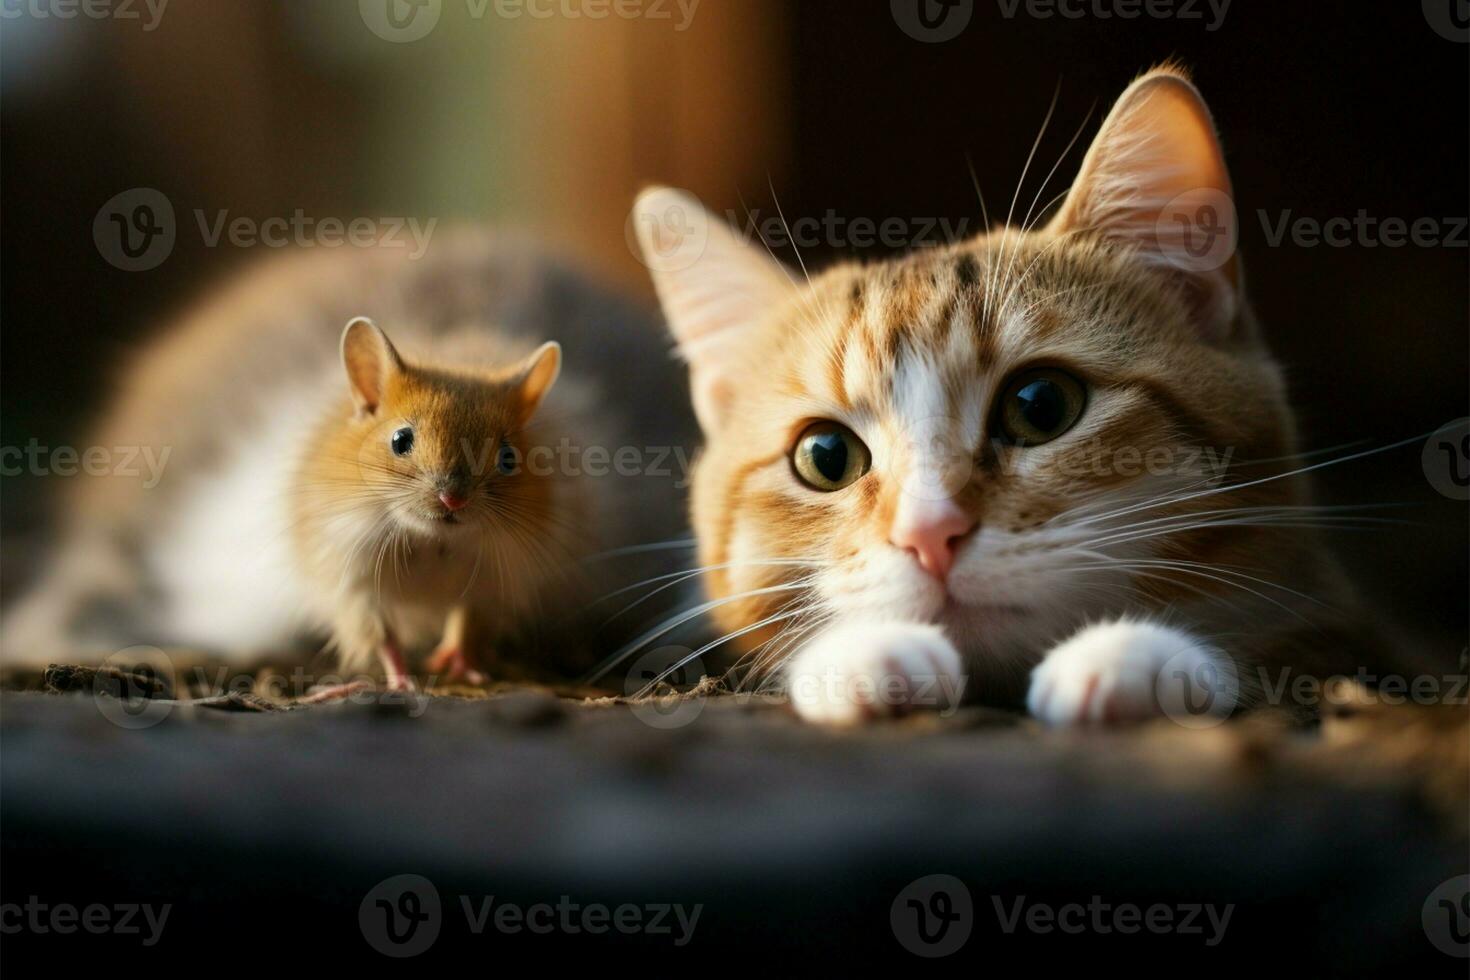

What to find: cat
left=631, top=65, right=1391, bottom=726
left=0, top=232, right=696, bottom=689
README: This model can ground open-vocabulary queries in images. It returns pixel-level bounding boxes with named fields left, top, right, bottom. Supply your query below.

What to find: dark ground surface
left=1, top=674, right=1466, bottom=973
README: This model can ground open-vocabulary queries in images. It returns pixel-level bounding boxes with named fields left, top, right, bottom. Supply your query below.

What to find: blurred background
left=1, top=1, right=1466, bottom=660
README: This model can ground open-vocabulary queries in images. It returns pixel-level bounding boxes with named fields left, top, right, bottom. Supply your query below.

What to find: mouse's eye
left=496, top=442, right=518, bottom=475
left=792, top=421, right=870, bottom=492
left=390, top=426, right=415, bottom=456
left=993, top=368, right=1087, bottom=447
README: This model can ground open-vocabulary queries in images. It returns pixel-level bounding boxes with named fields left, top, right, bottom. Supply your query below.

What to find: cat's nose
left=438, top=490, right=469, bottom=512
left=890, top=496, right=975, bottom=581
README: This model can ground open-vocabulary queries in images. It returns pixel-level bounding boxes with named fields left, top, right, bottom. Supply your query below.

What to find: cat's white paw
left=1027, top=619, right=1236, bottom=727
left=785, top=621, right=966, bottom=726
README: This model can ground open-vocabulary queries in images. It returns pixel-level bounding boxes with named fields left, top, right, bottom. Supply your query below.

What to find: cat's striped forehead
left=774, top=240, right=1095, bottom=421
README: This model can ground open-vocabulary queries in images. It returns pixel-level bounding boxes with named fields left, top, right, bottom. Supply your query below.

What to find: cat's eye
left=390, top=426, right=414, bottom=456
left=792, top=421, right=870, bottom=492
left=496, top=442, right=518, bottom=475
left=994, top=368, right=1087, bottom=446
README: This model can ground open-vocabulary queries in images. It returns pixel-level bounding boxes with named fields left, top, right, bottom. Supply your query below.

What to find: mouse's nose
left=889, top=495, right=975, bottom=581
left=438, top=490, right=469, bottom=512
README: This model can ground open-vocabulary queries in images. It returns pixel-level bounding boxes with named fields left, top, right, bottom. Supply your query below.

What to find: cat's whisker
left=634, top=604, right=816, bottom=697
left=986, top=83, right=1061, bottom=328
left=582, top=578, right=821, bottom=684
left=1061, top=430, right=1439, bottom=530
left=593, top=557, right=832, bottom=626
left=582, top=538, right=698, bottom=563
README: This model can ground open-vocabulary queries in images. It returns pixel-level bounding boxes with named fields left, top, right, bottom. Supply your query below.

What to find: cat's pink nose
left=890, top=496, right=975, bottom=581
left=438, top=491, right=469, bottom=512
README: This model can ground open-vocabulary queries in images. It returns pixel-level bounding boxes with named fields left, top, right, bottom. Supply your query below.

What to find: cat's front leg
left=785, top=621, right=967, bottom=725
left=1027, top=619, right=1237, bottom=726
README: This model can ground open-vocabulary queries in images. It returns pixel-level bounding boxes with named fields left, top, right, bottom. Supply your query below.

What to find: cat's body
left=2, top=232, right=695, bottom=683
left=635, top=67, right=1392, bottom=725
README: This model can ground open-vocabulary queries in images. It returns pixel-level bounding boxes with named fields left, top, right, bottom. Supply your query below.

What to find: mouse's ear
left=514, top=341, right=561, bottom=422
left=341, top=317, right=404, bottom=416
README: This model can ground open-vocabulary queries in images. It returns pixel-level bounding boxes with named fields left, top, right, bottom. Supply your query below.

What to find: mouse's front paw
left=785, top=621, right=966, bottom=726
left=1027, top=619, right=1236, bottom=727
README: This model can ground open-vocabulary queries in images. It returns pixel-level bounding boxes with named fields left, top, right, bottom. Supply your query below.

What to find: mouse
left=289, top=317, right=567, bottom=691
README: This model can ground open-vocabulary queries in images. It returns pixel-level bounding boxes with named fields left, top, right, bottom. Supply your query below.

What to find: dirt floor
left=1, top=659, right=1466, bottom=971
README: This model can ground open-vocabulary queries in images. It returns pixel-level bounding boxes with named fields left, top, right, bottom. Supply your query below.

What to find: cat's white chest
left=147, top=405, right=312, bottom=653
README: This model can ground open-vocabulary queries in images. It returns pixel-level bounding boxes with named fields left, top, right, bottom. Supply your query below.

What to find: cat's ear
left=1049, top=67, right=1240, bottom=339
left=632, top=186, right=792, bottom=432
left=513, top=341, right=561, bottom=422
left=341, top=317, right=404, bottom=416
